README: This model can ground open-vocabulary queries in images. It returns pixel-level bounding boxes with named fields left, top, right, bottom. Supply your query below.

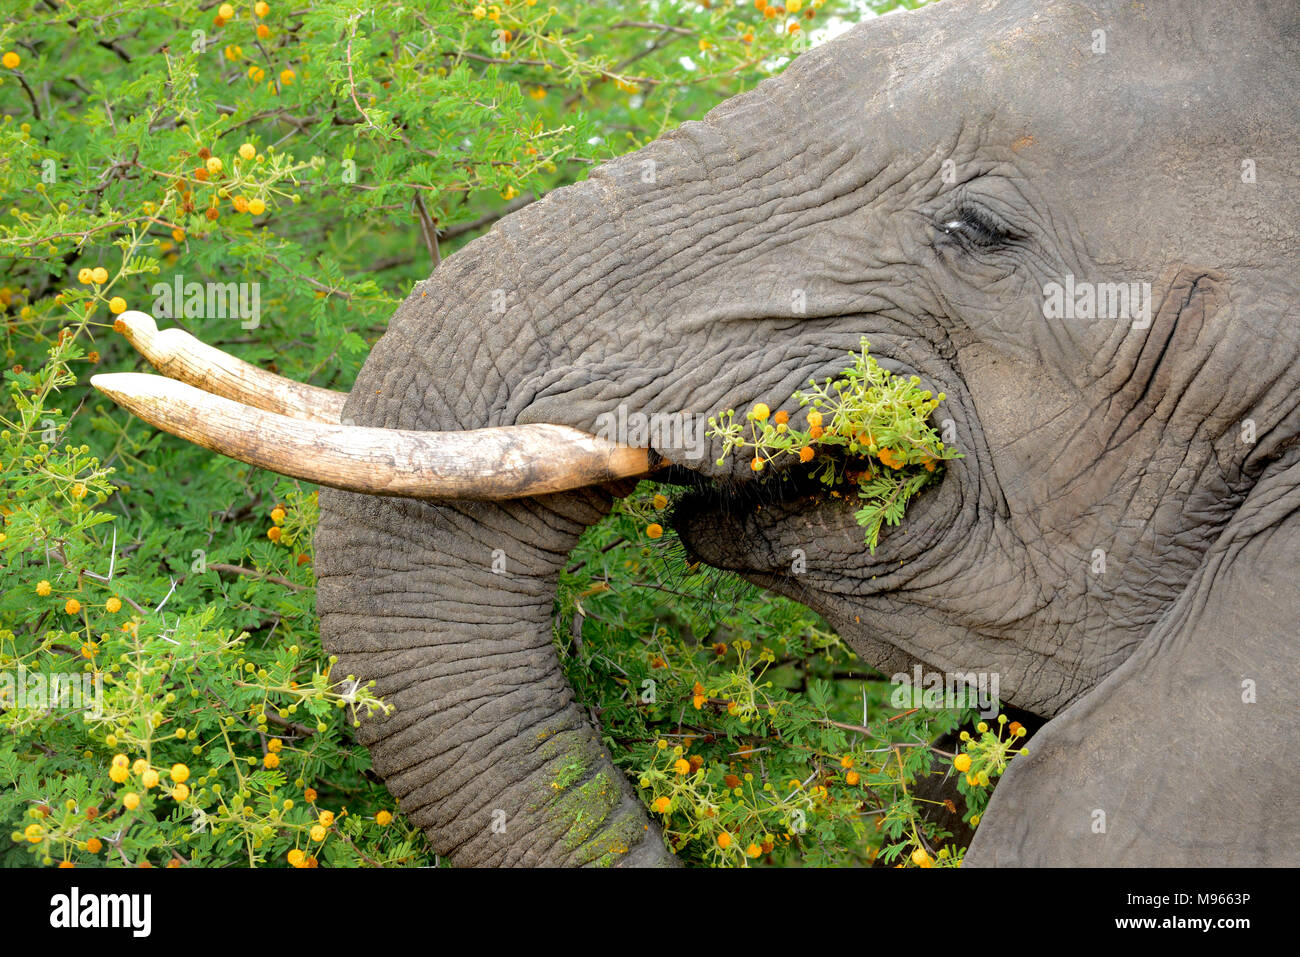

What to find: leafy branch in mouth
left=705, top=338, right=961, bottom=552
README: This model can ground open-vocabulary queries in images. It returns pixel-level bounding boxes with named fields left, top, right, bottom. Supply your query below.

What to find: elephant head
left=96, top=0, right=1300, bottom=866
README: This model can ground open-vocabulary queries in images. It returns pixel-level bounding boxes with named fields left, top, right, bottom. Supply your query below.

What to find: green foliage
left=950, top=715, right=1030, bottom=831
left=707, top=338, right=960, bottom=552
left=0, top=0, right=989, bottom=869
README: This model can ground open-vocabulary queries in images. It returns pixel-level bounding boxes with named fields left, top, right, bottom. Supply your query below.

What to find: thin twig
left=412, top=190, right=440, bottom=269
left=263, top=707, right=316, bottom=738
left=208, top=562, right=307, bottom=592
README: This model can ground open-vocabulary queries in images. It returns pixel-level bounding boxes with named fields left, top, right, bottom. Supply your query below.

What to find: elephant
left=94, top=0, right=1300, bottom=867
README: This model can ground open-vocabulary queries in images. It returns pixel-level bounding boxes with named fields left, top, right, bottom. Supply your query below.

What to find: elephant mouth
left=668, top=443, right=962, bottom=584
left=656, top=358, right=970, bottom=586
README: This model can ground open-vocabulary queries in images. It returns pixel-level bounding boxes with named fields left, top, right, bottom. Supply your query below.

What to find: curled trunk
left=316, top=487, right=672, bottom=865
left=312, top=234, right=683, bottom=865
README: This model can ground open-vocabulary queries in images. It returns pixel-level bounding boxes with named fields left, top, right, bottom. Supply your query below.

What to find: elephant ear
left=966, top=453, right=1300, bottom=866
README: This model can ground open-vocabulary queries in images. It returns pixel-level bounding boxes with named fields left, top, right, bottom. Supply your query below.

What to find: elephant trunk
left=310, top=214, right=690, bottom=864
left=314, top=485, right=672, bottom=865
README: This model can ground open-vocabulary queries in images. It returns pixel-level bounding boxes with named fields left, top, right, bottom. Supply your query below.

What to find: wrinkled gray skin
left=314, top=0, right=1300, bottom=866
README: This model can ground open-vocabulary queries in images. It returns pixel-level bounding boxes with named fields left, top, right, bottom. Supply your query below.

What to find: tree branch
left=208, top=562, right=308, bottom=592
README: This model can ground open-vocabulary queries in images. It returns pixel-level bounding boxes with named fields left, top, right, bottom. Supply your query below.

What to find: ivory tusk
left=112, top=311, right=347, bottom=424
left=91, top=372, right=659, bottom=500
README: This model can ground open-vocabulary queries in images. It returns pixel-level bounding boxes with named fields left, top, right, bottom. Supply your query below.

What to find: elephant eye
left=936, top=205, right=1015, bottom=249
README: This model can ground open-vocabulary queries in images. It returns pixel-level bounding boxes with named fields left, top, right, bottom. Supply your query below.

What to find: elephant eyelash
left=936, top=205, right=1017, bottom=249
